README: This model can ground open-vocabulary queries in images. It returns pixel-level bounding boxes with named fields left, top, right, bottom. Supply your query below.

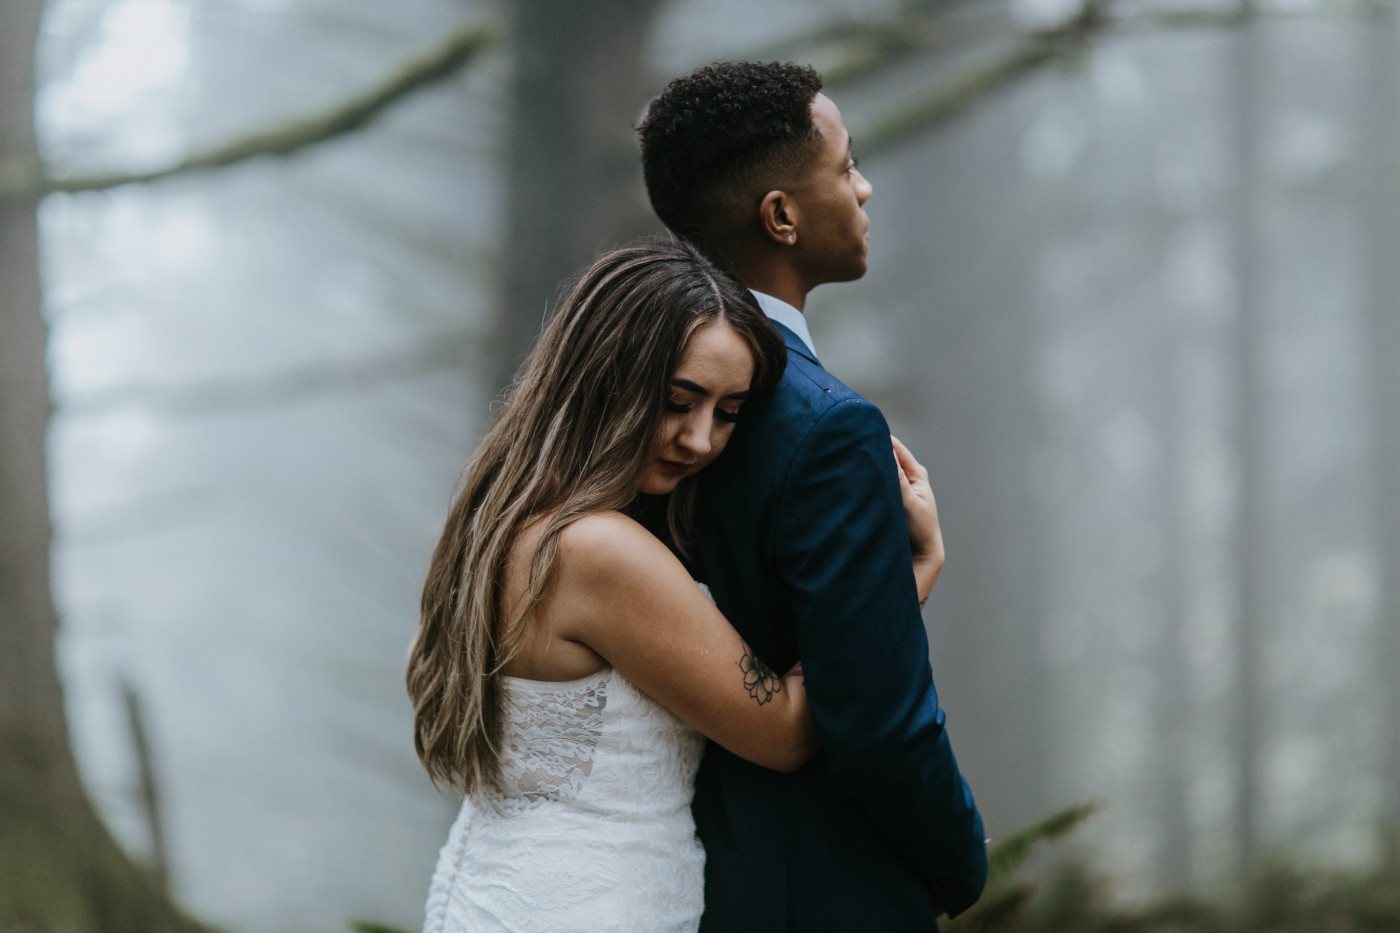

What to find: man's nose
left=855, top=170, right=872, bottom=204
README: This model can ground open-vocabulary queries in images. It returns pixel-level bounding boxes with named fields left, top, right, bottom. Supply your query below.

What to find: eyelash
left=666, top=401, right=741, bottom=423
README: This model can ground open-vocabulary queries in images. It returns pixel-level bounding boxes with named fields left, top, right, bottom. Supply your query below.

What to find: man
left=638, top=62, right=989, bottom=930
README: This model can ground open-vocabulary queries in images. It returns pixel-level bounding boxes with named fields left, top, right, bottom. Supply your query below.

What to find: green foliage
left=945, top=805, right=1400, bottom=933
left=987, top=801, right=1103, bottom=882
left=343, top=812, right=1400, bottom=933
left=945, top=800, right=1101, bottom=933
left=1004, top=862, right=1229, bottom=933
left=1229, top=859, right=1400, bottom=933
left=348, top=922, right=415, bottom=933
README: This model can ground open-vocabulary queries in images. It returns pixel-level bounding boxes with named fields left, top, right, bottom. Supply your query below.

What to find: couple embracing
left=408, top=62, right=989, bottom=932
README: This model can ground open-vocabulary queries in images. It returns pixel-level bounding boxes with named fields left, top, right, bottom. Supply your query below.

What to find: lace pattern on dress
left=498, top=674, right=610, bottom=810
left=424, top=667, right=706, bottom=932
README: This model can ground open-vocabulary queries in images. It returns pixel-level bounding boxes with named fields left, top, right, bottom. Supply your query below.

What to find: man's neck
left=730, top=255, right=809, bottom=312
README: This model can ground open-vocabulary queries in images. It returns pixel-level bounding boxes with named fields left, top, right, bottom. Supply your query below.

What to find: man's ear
left=758, top=190, right=798, bottom=246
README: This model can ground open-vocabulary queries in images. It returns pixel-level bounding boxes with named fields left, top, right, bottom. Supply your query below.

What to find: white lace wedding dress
left=422, top=667, right=707, bottom=933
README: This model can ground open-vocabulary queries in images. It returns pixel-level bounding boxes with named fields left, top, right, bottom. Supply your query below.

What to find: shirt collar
left=749, top=290, right=816, bottom=359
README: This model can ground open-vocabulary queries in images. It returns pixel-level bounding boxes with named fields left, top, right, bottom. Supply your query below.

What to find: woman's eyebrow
left=671, top=378, right=750, bottom=400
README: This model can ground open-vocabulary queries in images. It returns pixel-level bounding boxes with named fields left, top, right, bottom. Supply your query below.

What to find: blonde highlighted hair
left=407, top=239, right=785, bottom=796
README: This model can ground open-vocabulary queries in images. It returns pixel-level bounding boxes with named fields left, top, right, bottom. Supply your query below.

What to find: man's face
left=789, top=93, right=873, bottom=289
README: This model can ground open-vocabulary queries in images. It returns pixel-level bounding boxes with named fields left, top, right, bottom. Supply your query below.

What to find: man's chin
left=808, top=256, right=870, bottom=289
left=835, top=261, right=870, bottom=283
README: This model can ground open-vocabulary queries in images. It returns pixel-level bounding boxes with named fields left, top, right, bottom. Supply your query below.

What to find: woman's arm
left=547, top=511, right=817, bottom=773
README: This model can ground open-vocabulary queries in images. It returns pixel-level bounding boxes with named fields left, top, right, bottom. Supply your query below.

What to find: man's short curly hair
left=638, top=61, right=824, bottom=247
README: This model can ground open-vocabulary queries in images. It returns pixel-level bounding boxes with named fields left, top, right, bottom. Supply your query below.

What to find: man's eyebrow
left=672, top=378, right=750, bottom=400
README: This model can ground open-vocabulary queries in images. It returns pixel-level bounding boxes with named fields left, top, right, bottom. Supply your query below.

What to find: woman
left=408, top=240, right=943, bottom=932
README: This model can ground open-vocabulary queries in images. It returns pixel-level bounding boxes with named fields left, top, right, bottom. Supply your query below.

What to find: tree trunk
left=493, top=0, right=665, bottom=394
left=0, top=3, right=210, bottom=929
left=917, top=160, right=1051, bottom=835
left=1226, top=7, right=1267, bottom=877
left=1361, top=12, right=1400, bottom=855
left=1150, top=347, right=1192, bottom=892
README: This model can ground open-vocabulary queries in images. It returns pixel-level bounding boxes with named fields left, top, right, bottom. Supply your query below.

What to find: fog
left=10, top=0, right=1399, bottom=929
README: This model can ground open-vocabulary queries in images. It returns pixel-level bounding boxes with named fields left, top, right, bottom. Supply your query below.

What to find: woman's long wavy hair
left=407, top=239, right=786, bottom=797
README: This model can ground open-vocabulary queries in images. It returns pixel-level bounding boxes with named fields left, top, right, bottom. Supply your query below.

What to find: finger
left=891, top=435, right=918, bottom=479
left=891, top=435, right=930, bottom=484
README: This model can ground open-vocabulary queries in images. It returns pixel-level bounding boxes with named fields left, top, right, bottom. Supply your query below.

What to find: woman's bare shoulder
left=550, top=513, right=705, bottom=634
left=556, top=510, right=676, bottom=584
left=502, top=511, right=670, bottom=658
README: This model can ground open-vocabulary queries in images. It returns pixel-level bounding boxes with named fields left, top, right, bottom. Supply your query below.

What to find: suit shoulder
left=775, top=355, right=890, bottom=437
left=712, top=355, right=888, bottom=485
left=782, top=353, right=864, bottom=406
left=763, top=353, right=879, bottom=427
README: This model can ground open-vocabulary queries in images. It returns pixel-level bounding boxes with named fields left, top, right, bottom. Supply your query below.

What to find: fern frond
left=987, top=800, right=1101, bottom=883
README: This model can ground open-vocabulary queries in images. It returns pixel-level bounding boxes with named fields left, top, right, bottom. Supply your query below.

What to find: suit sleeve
left=775, top=396, right=988, bottom=916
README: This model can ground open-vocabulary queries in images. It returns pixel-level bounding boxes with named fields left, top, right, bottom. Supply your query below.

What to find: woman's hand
left=892, top=436, right=943, bottom=607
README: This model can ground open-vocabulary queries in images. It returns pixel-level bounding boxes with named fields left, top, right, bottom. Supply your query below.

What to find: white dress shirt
left=750, top=289, right=816, bottom=359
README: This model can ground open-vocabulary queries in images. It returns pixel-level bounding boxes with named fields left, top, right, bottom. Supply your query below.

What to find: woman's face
left=638, top=322, right=755, bottom=496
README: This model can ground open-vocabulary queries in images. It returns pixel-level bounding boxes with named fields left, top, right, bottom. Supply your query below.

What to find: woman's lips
left=658, top=459, right=693, bottom=476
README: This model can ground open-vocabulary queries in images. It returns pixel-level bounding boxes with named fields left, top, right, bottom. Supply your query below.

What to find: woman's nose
left=678, top=414, right=712, bottom=456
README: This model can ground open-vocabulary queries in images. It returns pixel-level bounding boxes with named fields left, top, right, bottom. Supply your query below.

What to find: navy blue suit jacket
left=691, top=321, right=988, bottom=931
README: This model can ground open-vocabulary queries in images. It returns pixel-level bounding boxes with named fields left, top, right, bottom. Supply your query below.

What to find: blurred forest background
left=3, top=0, right=1400, bottom=930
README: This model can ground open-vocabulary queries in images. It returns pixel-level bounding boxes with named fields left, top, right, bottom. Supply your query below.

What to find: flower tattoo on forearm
left=739, top=646, right=783, bottom=705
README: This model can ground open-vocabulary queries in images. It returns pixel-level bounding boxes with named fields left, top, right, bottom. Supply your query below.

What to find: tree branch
left=853, top=0, right=1291, bottom=157
left=824, top=22, right=949, bottom=89
left=742, top=0, right=971, bottom=93
left=859, top=38, right=1064, bottom=158
left=1, top=20, right=499, bottom=203
left=731, top=0, right=1100, bottom=157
